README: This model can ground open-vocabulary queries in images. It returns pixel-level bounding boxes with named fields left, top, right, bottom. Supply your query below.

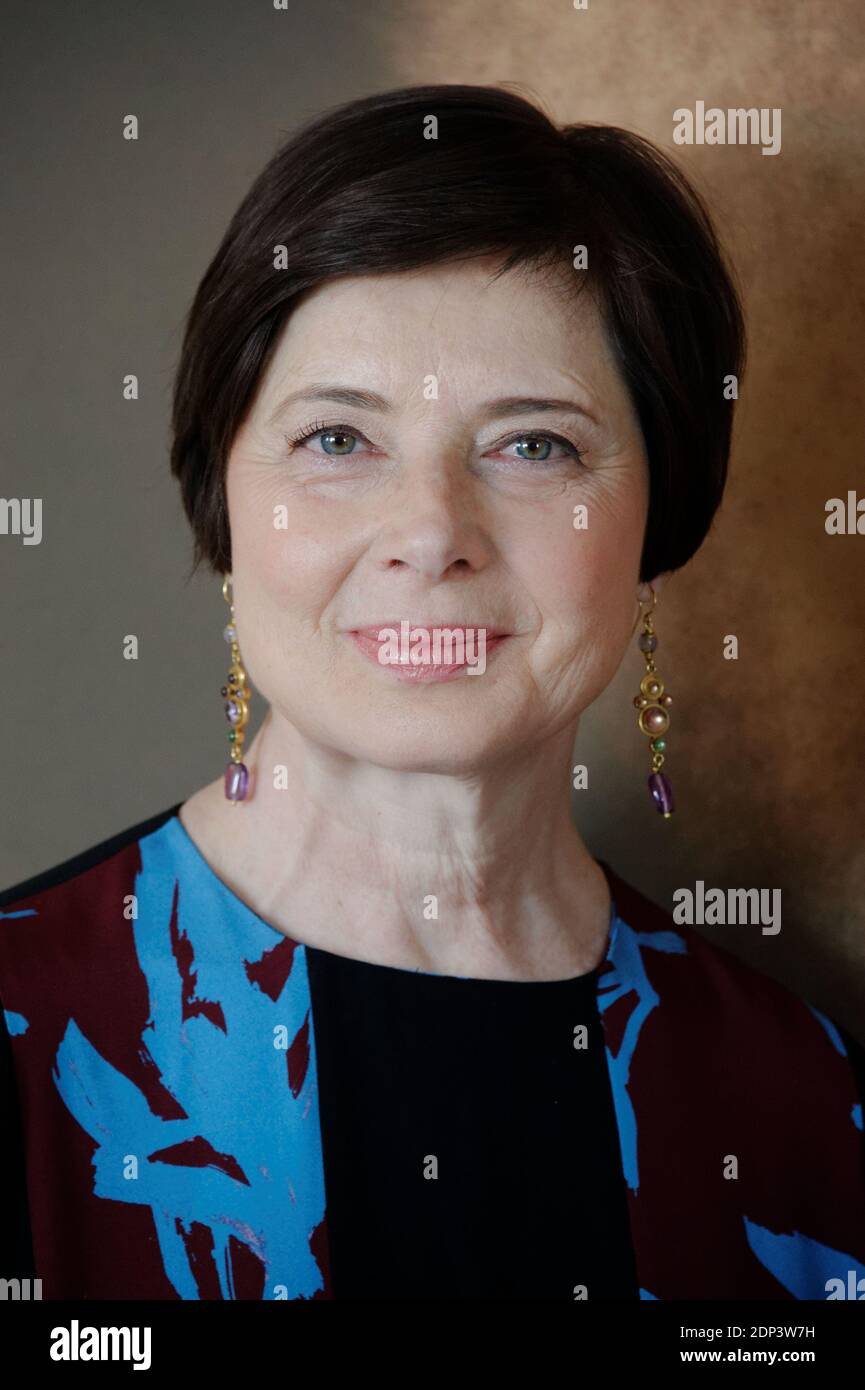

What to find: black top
left=306, top=945, right=639, bottom=1299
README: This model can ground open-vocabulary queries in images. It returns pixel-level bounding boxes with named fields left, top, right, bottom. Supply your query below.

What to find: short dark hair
left=170, top=83, right=746, bottom=583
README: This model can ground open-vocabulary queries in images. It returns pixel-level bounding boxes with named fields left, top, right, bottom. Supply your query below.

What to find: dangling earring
left=221, top=575, right=251, bottom=803
left=632, top=583, right=675, bottom=817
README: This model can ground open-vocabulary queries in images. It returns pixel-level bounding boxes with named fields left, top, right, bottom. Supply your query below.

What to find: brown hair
left=170, top=83, right=746, bottom=583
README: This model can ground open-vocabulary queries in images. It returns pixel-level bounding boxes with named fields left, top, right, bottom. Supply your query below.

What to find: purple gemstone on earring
left=648, top=771, right=674, bottom=816
left=225, top=761, right=249, bottom=801
left=225, top=699, right=241, bottom=725
left=638, top=632, right=658, bottom=652
left=223, top=624, right=237, bottom=643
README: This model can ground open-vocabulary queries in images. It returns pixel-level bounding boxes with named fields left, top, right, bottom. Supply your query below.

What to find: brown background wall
left=2, top=0, right=863, bottom=1038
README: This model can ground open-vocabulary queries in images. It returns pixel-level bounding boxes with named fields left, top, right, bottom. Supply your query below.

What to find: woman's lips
left=347, top=624, right=509, bottom=682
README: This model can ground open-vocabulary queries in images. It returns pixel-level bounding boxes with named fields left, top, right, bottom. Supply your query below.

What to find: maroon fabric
left=1, top=807, right=863, bottom=1300
left=597, top=866, right=865, bottom=1298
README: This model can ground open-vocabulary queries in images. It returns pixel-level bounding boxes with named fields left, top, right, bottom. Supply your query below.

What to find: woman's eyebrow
left=267, top=385, right=389, bottom=425
left=267, top=385, right=600, bottom=427
left=482, top=396, right=601, bottom=427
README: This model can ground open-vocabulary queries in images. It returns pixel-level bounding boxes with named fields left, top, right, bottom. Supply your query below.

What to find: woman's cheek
left=229, top=473, right=337, bottom=598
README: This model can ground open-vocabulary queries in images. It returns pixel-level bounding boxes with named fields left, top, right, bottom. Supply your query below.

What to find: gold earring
left=632, top=584, right=674, bottom=817
left=221, top=576, right=251, bottom=802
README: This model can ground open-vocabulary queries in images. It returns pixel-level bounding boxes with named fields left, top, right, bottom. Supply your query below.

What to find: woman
left=2, top=84, right=864, bottom=1302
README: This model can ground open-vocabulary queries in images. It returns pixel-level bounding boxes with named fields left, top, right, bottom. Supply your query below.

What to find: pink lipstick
left=346, top=622, right=508, bottom=682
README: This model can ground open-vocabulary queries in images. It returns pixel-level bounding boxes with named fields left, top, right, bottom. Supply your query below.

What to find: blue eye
left=319, top=429, right=357, bottom=455
left=286, top=420, right=364, bottom=456
left=502, top=433, right=584, bottom=466
left=513, top=436, right=553, bottom=461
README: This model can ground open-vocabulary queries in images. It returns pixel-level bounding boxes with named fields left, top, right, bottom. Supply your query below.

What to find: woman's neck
left=179, top=707, right=612, bottom=981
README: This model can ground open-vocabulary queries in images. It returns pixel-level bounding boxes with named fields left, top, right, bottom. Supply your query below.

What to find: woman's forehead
left=261, top=264, right=615, bottom=403
left=285, top=256, right=595, bottom=326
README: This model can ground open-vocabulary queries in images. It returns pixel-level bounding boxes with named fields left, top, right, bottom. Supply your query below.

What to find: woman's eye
left=498, top=433, right=583, bottom=465
left=310, top=428, right=360, bottom=455
left=285, top=420, right=371, bottom=458
left=512, top=435, right=554, bottom=462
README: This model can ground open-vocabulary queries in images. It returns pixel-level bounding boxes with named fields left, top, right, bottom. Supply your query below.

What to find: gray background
left=2, top=0, right=864, bottom=1041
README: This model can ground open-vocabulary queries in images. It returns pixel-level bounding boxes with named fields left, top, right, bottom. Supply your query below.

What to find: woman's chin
left=327, top=721, right=524, bottom=775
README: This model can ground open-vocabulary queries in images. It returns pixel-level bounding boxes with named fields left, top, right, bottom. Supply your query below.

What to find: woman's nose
left=373, top=462, right=492, bottom=582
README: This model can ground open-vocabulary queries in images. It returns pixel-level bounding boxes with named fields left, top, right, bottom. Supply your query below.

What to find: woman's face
left=225, top=256, right=650, bottom=773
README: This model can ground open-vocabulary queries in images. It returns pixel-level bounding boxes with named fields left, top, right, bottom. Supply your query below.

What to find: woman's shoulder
left=600, top=858, right=865, bottom=1071
left=0, top=803, right=183, bottom=981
